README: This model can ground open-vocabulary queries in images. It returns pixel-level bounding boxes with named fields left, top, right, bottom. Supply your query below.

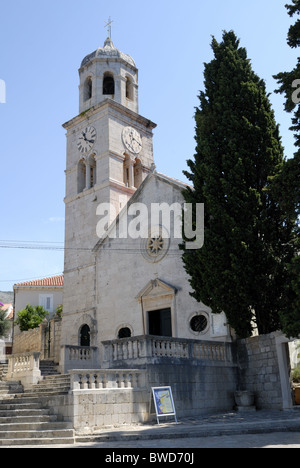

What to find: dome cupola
left=79, top=37, right=139, bottom=114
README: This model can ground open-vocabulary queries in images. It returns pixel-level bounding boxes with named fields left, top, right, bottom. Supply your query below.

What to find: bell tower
left=63, top=36, right=157, bottom=219
left=79, top=37, right=139, bottom=115
left=61, top=37, right=157, bottom=343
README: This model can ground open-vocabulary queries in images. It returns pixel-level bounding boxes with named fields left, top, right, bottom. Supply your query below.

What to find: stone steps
left=0, top=381, right=23, bottom=396
left=0, top=435, right=75, bottom=446
left=0, top=421, right=72, bottom=432
left=0, top=363, right=8, bottom=381
left=39, top=360, right=59, bottom=376
left=0, top=373, right=75, bottom=446
left=0, top=431, right=75, bottom=446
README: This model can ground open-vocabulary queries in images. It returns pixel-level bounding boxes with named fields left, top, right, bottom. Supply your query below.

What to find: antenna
left=104, top=17, right=114, bottom=39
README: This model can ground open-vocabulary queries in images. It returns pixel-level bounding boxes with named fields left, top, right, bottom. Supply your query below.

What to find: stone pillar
left=128, top=157, right=135, bottom=189
left=85, top=162, right=91, bottom=190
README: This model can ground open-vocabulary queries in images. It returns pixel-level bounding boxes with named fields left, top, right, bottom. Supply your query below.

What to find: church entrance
left=148, top=308, right=172, bottom=337
left=80, top=324, right=91, bottom=347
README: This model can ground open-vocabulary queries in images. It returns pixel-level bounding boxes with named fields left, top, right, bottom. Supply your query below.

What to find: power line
left=0, top=240, right=184, bottom=255
left=0, top=273, right=64, bottom=284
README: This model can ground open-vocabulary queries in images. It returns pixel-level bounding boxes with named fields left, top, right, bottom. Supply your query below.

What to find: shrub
left=15, top=305, right=49, bottom=332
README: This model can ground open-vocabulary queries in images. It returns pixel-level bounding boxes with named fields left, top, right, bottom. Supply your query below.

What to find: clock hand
left=132, top=136, right=142, bottom=146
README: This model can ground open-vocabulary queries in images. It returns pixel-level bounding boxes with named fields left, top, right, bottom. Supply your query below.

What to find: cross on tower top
left=104, top=17, right=113, bottom=39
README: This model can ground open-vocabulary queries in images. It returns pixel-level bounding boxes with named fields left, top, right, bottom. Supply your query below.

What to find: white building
left=14, top=275, right=64, bottom=320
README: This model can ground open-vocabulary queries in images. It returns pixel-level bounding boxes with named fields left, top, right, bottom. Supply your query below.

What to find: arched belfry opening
left=103, top=72, right=115, bottom=95
left=83, top=77, right=92, bottom=101
left=126, top=76, right=134, bottom=101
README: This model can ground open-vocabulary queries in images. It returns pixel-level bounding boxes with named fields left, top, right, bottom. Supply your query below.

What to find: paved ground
left=7, top=432, right=300, bottom=449
left=73, top=432, right=300, bottom=448
left=3, top=409, right=300, bottom=449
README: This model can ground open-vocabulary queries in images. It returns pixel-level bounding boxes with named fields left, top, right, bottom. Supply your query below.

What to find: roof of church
left=156, top=172, right=193, bottom=190
left=81, top=37, right=136, bottom=69
left=14, top=274, right=64, bottom=288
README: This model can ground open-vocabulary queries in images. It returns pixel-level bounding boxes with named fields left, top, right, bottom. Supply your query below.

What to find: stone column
left=85, top=162, right=91, bottom=190
left=128, top=157, right=135, bottom=189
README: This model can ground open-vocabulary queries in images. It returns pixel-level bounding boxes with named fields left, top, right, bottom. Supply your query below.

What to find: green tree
left=273, top=0, right=300, bottom=338
left=0, top=309, right=11, bottom=338
left=15, top=304, right=49, bottom=332
left=181, top=31, right=294, bottom=338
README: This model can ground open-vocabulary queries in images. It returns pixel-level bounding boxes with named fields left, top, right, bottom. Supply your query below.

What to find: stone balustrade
left=102, top=335, right=233, bottom=368
left=6, top=352, right=41, bottom=389
left=69, top=369, right=146, bottom=391
left=60, top=345, right=99, bottom=373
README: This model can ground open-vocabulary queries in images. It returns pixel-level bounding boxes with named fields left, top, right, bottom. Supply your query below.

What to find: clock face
left=77, top=126, right=97, bottom=154
left=122, top=126, right=142, bottom=154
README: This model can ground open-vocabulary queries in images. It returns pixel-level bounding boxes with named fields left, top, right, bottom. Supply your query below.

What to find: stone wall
left=12, top=317, right=62, bottom=363
left=13, top=327, right=42, bottom=355
left=103, top=336, right=238, bottom=417
left=236, top=333, right=283, bottom=409
left=147, top=362, right=237, bottom=417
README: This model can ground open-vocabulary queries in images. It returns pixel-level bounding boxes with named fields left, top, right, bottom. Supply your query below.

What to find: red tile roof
left=0, top=304, right=14, bottom=319
left=15, top=274, right=64, bottom=288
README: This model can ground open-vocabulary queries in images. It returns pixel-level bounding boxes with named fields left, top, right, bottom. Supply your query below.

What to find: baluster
left=71, top=373, right=81, bottom=390
left=130, top=373, right=138, bottom=388
left=124, top=372, right=130, bottom=388
left=123, top=342, right=128, bottom=360
left=113, top=344, right=117, bottom=361
left=102, top=372, right=108, bottom=389
left=90, top=373, right=96, bottom=389
left=82, top=374, right=89, bottom=389
left=78, top=373, right=83, bottom=390
left=133, top=340, right=138, bottom=359
left=128, top=340, right=133, bottom=359
left=119, top=373, right=125, bottom=388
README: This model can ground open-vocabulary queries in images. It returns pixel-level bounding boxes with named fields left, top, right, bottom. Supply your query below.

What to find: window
left=148, top=308, right=172, bottom=337
left=80, top=324, right=90, bottom=347
left=126, top=76, right=133, bottom=100
left=118, top=327, right=132, bottom=339
left=190, top=314, right=208, bottom=334
left=39, top=294, right=53, bottom=314
left=90, top=155, right=96, bottom=188
left=83, top=77, right=92, bottom=101
left=103, top=73, right=115, bottom=95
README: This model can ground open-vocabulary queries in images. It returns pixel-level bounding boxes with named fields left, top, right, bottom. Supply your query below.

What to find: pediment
left=136, top=279, right=178, bottom=302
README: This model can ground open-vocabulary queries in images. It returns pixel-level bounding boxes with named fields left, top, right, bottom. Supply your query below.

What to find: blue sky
left=0, top=0, right=298, bottom=292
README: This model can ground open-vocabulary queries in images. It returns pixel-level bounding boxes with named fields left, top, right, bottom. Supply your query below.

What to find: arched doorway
left=80, top=324, right=91, bottom=347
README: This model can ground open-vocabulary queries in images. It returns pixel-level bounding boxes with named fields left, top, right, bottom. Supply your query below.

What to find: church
left=4, top=36, right=293, bottom=436
left=60, top=35, right=231, bottom=365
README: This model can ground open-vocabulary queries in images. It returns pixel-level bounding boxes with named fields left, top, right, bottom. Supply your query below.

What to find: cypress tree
left=181, top=31, right=291, bottom=338
left=273, top=0, right=300, bottom=338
